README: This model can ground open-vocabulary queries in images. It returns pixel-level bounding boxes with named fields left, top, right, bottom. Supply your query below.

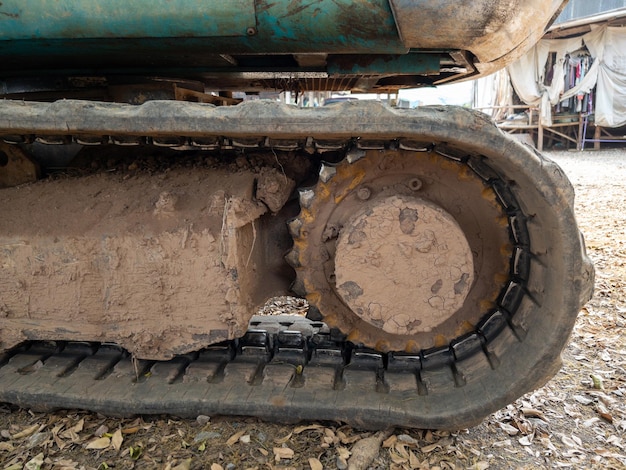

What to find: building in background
left=554, top=0, right=626, bottom=25
left=475, top=0, right=626, bottom=150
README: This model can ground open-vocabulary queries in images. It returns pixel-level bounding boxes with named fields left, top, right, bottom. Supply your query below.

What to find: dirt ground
left=1, top=148, right=625, bottom=470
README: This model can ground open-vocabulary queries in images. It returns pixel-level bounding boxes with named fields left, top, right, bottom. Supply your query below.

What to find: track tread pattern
left=0, top=315, right=479, bottom=429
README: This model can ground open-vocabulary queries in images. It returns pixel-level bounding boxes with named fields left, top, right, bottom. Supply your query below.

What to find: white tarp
left=507, top=25, right=626, bottom=128
left=474, top=69, right=513, bottom=121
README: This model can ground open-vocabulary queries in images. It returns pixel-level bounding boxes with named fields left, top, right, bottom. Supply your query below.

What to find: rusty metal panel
left=389, top=0, right=566, bottom=63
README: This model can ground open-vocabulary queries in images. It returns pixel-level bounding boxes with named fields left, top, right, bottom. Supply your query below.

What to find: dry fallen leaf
left=521, top=408, right=547, bottom=421
left=340, top=433, right=361, bottom=445
left=336, top=446, right=350, bottom=460
left=86, top=436, right=111, bottom=450
left=69, top=418, right=85, bottom=434
left=347, top=430, right=392, bottom=470
left=420, top=438, right=452, bottom=454
left=294, top=424, right=324, bottom=434
left=93, top=424, right=108, bottom=438
left=574, top=395, right=594, bottom=406
left=590, top=374, right=605, bottom=390
left=274, top=431, right=293, bottom=445
left=383, top=435, right=397, bottom=448
left=595, top=448, right=626, bottom=459
left=226, top=430, right=246, bottom=446
left=0, top=441, right=14, bottom=451
left=518, top=434, right=534, bottom=446
left=389, top=448, right=408, bottom=465
left=172, top=458, right=192, bottom=470
left=598, top=410, right=614, bottom=423
left=121, top=426, right=141, bottom=434
left=308, top=457, right=323, bottom=470
left=583, top=417, right=601, bottom=427
left=111, top=429, right=123, bottom=451
left=273, top=446, right=295, bottom=462
left=11, top=424, right=39, bottom=440
left=472, top=462, right=490, bottom=470
left=408, top=449, right=421, bottom=469
left=397, top=434, right=419, bottom=446
left=24, top=452, right=44, bottom=470
left=560, top=434, right=582, bottom=450
left=499, top=422, right=519, bottom=436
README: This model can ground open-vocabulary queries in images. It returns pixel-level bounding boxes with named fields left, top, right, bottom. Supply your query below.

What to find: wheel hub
left=334, top=194, right=474, bottom=335
left=290, top=148, right=512, bottom=352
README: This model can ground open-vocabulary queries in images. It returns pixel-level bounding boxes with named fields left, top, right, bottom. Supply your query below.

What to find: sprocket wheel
left=285, top=121, right=593, bottom=428
left=288, top=146, right=514, bottom=353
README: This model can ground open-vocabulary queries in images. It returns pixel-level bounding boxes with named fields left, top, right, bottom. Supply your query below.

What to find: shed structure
left=477, top=0, right=626, bottom=150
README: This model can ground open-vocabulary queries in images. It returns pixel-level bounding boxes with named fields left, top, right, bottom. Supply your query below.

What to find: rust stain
left=375, top=339, right=390, bottom=352
left=305, top=291, right=321, bottom=306
left=433, top=334, right=448, bottom=348
left=494, top=272, right=508, bottom=284
left=0, top=10, right=19, bottom=19
left=496, top=215, right=509, bottom=228
left=315, top=184, right=331, bottom=202
left=404, top=340, right=420, bottom=353
left=299, top=208, right=314, bottom=225
left=500, top=243, right=513, bottom=257
left=455, top=320, right=475, bottom=337
left=346, top=329, right=362, bottom=343
left=283, top=0, right=324, bottom=18
left=457, top=166, right=475, bottom=182
left=334, top=166, right=365, bottom=203
left=481, top=186, right=499, bottom=206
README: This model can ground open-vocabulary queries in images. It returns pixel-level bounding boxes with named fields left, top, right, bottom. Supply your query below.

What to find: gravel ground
left=0, top=148, right=625, bottom=470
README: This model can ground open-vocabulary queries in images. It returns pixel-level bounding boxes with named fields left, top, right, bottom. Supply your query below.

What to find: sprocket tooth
left=284, top=248, right=301, bottom=268
left=318, top=163, right=337, bottom=183
left=287, top=218, right=304, bottom=238
left=306, top=305, right=323, bottom=321
left=290, top=275, right=307, bottom=297
left=298, top=189, right=315, bottom=209
left=346, top=148, right=366, bottom=164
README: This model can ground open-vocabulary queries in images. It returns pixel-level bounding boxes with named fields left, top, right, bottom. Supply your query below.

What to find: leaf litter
left=0, top=150, right=625, bottom=469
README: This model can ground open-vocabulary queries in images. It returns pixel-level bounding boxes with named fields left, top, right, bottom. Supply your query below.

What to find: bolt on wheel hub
left=334, top=194, right=474, bottom=335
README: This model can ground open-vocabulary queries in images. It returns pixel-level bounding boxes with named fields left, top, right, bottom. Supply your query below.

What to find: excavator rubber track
left=0, top=99, right=594, bottom=430
left=0, top=315, right=446, bottom=430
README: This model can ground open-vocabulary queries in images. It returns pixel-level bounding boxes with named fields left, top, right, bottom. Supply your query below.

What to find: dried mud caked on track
left=0, top=149, right=624, bottom=470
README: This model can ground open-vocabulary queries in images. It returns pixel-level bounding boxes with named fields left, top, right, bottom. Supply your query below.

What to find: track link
left=0, top=315, right=451, bottom=429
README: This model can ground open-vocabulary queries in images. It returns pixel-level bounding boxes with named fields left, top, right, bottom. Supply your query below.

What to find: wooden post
left=594, top=125, right=601, bottom=150
left=577, top=113, right=584, bottom=151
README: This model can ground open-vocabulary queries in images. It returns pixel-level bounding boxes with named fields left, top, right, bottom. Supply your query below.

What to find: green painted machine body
left=0, top=0, right=566, bottom=94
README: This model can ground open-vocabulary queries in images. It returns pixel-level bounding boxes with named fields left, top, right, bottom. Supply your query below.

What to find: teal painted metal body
left=0, top=0, right=406, bottom=54
left=0, top=0, right=256, bottom=39
left=0, top=0, right=567, bottom=93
